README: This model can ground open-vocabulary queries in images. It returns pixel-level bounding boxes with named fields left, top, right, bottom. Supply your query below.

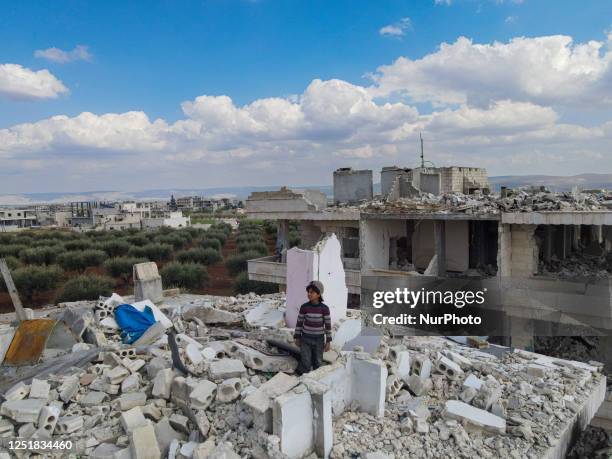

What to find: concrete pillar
left=434, top=221, right=446, bottom=277
left=277, top=221, right=290, bottom=262
left=312, top=391, right=332, bottom=458
left=573, top=225, right=581, bottom=250
left=543, top=226, right=553, bottom=263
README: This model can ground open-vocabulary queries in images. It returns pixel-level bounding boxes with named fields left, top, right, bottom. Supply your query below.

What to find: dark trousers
left=297, top=334, right=325, bottom=374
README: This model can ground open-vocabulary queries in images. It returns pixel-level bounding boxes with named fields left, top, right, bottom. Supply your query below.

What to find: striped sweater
left=294, top=302, right=332, bottom=341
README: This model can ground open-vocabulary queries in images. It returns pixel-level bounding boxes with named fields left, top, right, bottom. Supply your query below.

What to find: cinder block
left=189, top=379, right=217, bottom=410
left=57, top=415, right=84, bottom=434
left=5, top=382, right=29, bottom=401
left=217, top=378, right=243, bottom=403
left=410, top=356, right=432, bottom=380
left=435, top=356, right=464, bottom=380
left=38, top=405, right=60, bottom=435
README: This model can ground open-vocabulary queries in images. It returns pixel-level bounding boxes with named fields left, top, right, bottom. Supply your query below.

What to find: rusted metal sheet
left=4, top=319, right=59, bottom=366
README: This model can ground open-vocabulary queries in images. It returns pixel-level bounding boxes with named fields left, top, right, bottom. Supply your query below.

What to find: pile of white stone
left=0, top=295, right=606, bottom=459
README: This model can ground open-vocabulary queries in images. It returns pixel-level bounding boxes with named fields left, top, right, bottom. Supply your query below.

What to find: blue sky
left=1, top=0, right=612, bottom=196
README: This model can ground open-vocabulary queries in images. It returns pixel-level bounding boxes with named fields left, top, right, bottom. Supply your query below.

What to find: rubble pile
left=328, top=336, right=605, bottom=459
left=361, top=188, right=610, bottom=215
left=0, top=295, right=606, bottom=458
left=538, top=252, right=611, bottom=280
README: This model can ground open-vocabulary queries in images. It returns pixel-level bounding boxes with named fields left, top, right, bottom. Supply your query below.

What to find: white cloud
left=434, top=0, right=452, bottom=5
left=379, top=17, right=412, bottom=38
left=34, top=45, right=93, bottom=63
left=505, top=15, right=518, bottom=23
left=0, top=64, right=68, bottom=100
left=368, top=35, right=612, bottom=108
left=2, top=33, right=612, bottom=191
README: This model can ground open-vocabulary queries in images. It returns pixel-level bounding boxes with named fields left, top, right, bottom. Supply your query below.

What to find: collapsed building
left=0, top=273, right=607, bottom=458
left=246, top=166, right=612, bottom=351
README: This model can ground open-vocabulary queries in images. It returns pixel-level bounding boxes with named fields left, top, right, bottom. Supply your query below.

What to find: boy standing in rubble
left=294, top=280, right=332, bottom=375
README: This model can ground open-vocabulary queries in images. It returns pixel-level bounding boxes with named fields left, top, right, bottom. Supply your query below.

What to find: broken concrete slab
left=4, top=381, right=29, bottom=401
left=227, top=341, right=297, bottom=373
left=154, top=418, right=186, bottom=457
left=351, top=357, right=387, bottom=418
left=183, top=303, right=241, bottom=325
left=462, top=373, right=484, bottom=391
left=152, top=368, right=175, bottom=400
left=442, top=400, right=506, bottom=434
left=121, top=406, right=147, bottom=433
left=273, top=385, right=314, bottom=459
left=0, top=398, right=46, bottom=423
left=244, top=301, right=285, bottom=328
left=29, top=378, right=51, bottom=399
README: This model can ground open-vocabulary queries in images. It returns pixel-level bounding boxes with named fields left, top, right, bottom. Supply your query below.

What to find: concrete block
left=80, top=390, right=109, bottom=406
left=243, top=372, right=300, bottom=433
left=0, top=419, right=14, bottom=437
left=91, top=443, right=124, bottom=459
left=244, top=301, right=285, bottom=328
left=120, top=406, right=147, bottom=433
left=189, top=379, right=217, bottom=410
left=390, top=350, right=410, bottom=379
left=5, top=382, right=29, bottom=401
left=208, top=359, right=247, bottom=381
left=18, top=422, right=35, bottom=439
left=443, top=350, right=472, bottom=369
left=273, top=386, right=314, bottom=459
left=142, top=404, right=163, bottom=422
left=0, top=398, right=46, bottom=423
left=169, top=413, right=190, bottom=435
left=527, top=363, right=549, bottom=378
left=472, top=381, right=503, bottom=412
left=152, top=368, right=175, bottom=400
left=118, top=392, right=147, bottom=411
left=121, top=373, right=140, bottom=393
left=37, top=405, right=60, bottom=435
left=331, top=319, right=361, bottom=350
left=410, top=356, right=432, bottom=379
left=182, top=304, right=241, bottom=325
left=174, top=333, right=203, bottom=350
left=435, top=356, right=464, bottom=380
left=57, top=415, right=84, bottom=434
left=217, top=378, right=243, bottom=403
left=147, top=357, right=171, bottom=379
left=155, top=418, right=186, bottom=457
left=442, top=400, right=506, bottom=435
left=29, top=378, right=51, bottom=400
left=133, top=322, right=166, bottom=346
left=179, top=441, right=198, bottom=459
left=107, top=366, right=130, bottom=384
left=185, top=343, right=204, bottom=366
left=59, top=375, right=80, bottom=403
left=386, top=374, right=404, bottom=401
left=351, top=357, right=387, bottom=418
left=459, top=387, right=477, bottom=404
left=201, top=347, right=218, bottom=361
left=134, top=262, right=163, bottom=304
left=462, top=374, right=484, bottom=391
left=228, top=342, right=297, bottom=373
left=406, top=375, right=432, bottom=397
left=130, top=424, right=162, bottom=459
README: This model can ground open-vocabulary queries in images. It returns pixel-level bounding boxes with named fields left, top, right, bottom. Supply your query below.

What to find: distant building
left=143, top=210, right=190, bottom=229
left=0, top=209, right=38, bottom=231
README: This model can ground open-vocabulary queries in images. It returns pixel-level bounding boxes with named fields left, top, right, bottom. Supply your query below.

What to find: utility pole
left=420, top=132, right=425, bottom=168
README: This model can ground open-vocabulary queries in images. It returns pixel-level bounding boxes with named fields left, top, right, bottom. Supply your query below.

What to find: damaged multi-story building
left=246, top=166, right=612, bottom=353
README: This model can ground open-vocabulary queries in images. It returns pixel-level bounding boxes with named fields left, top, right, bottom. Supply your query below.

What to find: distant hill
left=1, top=173, right=610, bottom=205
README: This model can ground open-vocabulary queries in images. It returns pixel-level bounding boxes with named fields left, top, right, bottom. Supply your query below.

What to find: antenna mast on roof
left=420, top=132, right=425, bottom=168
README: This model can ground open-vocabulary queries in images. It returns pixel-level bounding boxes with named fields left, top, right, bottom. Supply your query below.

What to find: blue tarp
left=114, top=303, right=158, bottom=344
